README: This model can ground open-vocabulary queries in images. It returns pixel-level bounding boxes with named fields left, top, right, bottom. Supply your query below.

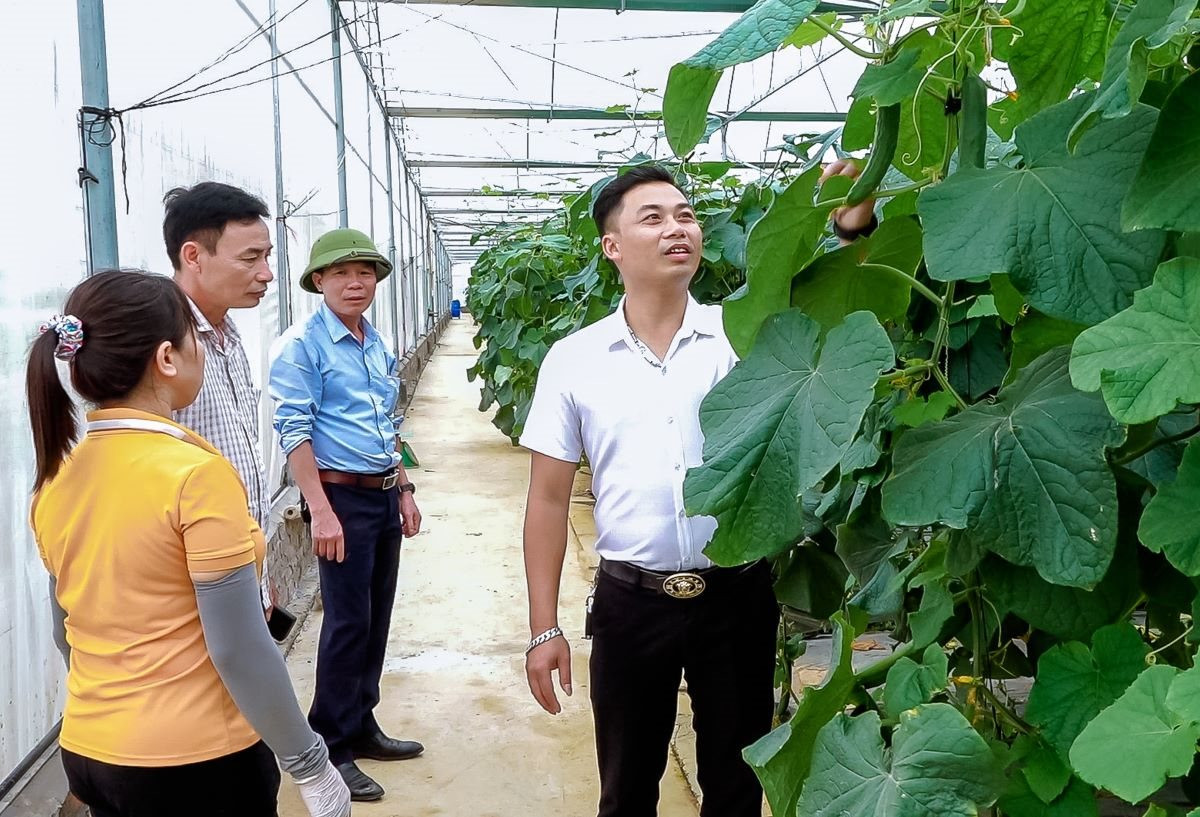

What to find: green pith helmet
left=300, top=228, right=393, bottom=294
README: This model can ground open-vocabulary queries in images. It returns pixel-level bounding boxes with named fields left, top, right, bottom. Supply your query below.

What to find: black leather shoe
left=336, top=761, right=385, bottom=802
left=350, top=730, right=425, bottom=761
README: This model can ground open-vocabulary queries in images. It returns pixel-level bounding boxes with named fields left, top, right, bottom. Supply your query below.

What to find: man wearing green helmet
left=269, top=228, right=424, bottom=802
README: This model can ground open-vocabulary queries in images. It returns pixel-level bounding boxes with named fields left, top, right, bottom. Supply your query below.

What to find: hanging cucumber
left=845, top=103, right=900, bottom=207
left=958, top=72, right=987, bottom=170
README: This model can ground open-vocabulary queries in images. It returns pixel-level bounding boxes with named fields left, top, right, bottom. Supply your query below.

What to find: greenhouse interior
left=3, top=0, right=1200, bottom=815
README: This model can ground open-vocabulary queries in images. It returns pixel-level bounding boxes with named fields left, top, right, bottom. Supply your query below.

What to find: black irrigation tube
left=0, top=720, right=62, bottom=801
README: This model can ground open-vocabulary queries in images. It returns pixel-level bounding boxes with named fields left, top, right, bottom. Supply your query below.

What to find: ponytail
left=26, top=330, right=78, bottom=490
left=24, top=269, right=195, bottom=492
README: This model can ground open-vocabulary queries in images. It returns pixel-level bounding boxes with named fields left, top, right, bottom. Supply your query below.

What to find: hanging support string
left=78, top=105, right=130, bottom=215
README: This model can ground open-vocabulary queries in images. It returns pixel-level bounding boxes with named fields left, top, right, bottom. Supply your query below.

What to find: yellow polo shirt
left=31, top=409, right=265, bottom=766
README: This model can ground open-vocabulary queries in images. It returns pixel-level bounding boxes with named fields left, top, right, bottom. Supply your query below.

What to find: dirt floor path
left=278, top=319, right=699, bottom=817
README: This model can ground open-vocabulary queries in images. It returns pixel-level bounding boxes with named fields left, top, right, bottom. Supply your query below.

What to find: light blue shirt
left=269, top=303, right=401, bottom=473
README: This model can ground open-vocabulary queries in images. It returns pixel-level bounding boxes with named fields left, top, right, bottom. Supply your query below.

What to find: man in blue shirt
left=269, top=228, right=423, bottom=803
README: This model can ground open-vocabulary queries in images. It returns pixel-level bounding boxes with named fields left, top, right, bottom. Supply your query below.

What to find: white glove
left=296, top=760, right=352, bottom=817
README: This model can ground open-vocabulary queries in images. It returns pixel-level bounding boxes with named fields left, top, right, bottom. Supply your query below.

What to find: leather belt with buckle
left=318, top=469, right=399, bottom=491
left=598, top=559, right=760, bottom=599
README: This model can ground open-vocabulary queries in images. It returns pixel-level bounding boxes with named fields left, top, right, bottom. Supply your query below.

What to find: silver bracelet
left=525, top=626, right=564, bottom=655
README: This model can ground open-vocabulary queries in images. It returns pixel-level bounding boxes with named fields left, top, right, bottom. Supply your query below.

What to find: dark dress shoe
left=350, top=731, right=425, bottom=761
left=336, top=761, right=385, bottom=802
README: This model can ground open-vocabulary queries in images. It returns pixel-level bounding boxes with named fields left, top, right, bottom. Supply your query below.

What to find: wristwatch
left=399, top=482, right=416, bottom=495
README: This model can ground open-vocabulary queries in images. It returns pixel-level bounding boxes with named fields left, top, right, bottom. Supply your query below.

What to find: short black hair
left=591, top=165, right=686, bottom=235
left=162, top=182, right=269, bottom=270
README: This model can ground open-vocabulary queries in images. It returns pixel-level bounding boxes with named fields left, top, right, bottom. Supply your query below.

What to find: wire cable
left=135, top=0, right=317, bottom=108
left=394, top=4, right=658, bottom=100
left=133, top=8, right=376, bottom=110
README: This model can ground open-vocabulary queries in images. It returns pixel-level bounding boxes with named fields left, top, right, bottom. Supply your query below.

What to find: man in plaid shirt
left=165, top=182, right=277, bottom=612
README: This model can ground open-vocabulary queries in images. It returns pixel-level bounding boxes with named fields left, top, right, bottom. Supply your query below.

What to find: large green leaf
left=796, top=704, right=1001, bottom=816
left=883, top=644, right=949, bottom=718
left=948, top=320, right=1007, bottom=400
left=663, top=0, right=821, bottom=155
left=842, top=93, right=876, bottom=151
left=1025, top=623, right=1150, bottom=760
left=907, top=575, right=955, bottom=650
left=919, top=94, right=1166, bottom=326
left=1000, top=775, right=1099, bottom=817
left=836, top=494, right=908, bottom=616
left=1018, top=737, right=1073, bottom=804
left=1003, top=0, right=1109, bottom=119
left=722, top=168, right=831, bottom=356
left=991, top=274, right=1026, bottom=325
left=1068, top=0, right=1199, bottom=149
left=1009, top=313, right=1086, bottom=379
left=663, top=65, right=722, bottom=159
left=686, top=310, right=894, bottom=565
left=1070, top=664, right=1200, bottom=803
left=1070, top=258, right=1200, bottom=424
left=745, top=612, right=859, bottom=817
left=783, top=11, right=838, bottom=49
left=791, top=217, right=924, bottom=330
left=980, top=540, right=1141, bottom=641
left=1124, top=410, right=1196, bottom=487
left=893, top=391, right=956, bottom=428
left=1164, top=663, right=1200, bottom=723
left=851, top=46, right=926, bottom=106
left=1125, top=71, right=1200, bottom=233
left=1141, top=438, right=1200, bottom=576
left=774, top=545, right=849, bottom=618
left=882, top=348, right=1123, bottom=588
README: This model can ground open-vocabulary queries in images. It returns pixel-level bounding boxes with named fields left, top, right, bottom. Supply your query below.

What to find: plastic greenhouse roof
left=366, top=0, right=875, bottom=256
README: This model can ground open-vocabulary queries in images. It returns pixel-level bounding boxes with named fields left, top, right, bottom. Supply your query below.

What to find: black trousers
left=61, top=741, right=279, bottom=817
left=308, top=483, right=403, bottom=765
left=589, top=561, right=779, bottom=817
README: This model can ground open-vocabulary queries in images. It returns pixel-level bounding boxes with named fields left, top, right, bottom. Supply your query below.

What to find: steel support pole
left=403, top=176, right=417, bottom=349
left=330, top=1, right=348, bottom=227
left=269, top=0, right=290, bottom=327
left=76, top=0, right=119, bottom=272
left=385, top=131, right=402, bottom=354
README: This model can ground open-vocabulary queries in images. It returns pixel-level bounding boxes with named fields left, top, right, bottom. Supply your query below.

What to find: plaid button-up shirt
left=174, top=299, right=272, bottom=601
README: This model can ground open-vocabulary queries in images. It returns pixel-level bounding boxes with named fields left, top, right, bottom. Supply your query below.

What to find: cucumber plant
left=659, top=1, right=1200, bottom=814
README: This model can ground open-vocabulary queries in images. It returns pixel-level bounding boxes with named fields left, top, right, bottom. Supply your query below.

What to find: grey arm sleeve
left=48, top=576, right=70, bottom=665
left=193, top=564, right=328, bottom=780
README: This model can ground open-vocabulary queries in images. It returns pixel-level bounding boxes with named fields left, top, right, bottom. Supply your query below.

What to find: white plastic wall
left=0, top=0, right=450, bottom=780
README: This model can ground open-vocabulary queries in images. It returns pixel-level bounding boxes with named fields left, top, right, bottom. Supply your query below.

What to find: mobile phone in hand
left=267, top=606, right=297, bottom=643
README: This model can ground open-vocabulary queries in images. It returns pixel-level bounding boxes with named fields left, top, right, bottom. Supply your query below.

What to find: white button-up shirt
left=521, top=294, right=738, bottom=571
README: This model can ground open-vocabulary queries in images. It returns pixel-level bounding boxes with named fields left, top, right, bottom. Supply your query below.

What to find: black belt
left=598, top=559, right=762, bottom=599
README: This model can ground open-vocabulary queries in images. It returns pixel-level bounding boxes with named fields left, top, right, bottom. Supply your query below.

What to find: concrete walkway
left=278, top=320, right=699, bottom=817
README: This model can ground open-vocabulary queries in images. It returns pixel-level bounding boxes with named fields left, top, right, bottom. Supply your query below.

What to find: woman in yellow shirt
left=27, top=270, right=349, bottom=817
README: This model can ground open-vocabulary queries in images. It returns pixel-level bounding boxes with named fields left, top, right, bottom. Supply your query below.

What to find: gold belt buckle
left=662, top=572, right=706, bottom=599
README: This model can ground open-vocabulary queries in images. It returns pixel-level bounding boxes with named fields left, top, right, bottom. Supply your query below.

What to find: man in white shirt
left=520, top=163, right=875, bottom=817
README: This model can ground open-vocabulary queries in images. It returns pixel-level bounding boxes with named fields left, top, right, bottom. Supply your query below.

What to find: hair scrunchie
left=39, top=314, right=85, bottom=361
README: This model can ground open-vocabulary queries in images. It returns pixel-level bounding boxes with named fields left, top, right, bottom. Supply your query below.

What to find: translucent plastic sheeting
left=0, top=0, right=449, bottom=778
left=377, top=3, right=867, bottom=208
